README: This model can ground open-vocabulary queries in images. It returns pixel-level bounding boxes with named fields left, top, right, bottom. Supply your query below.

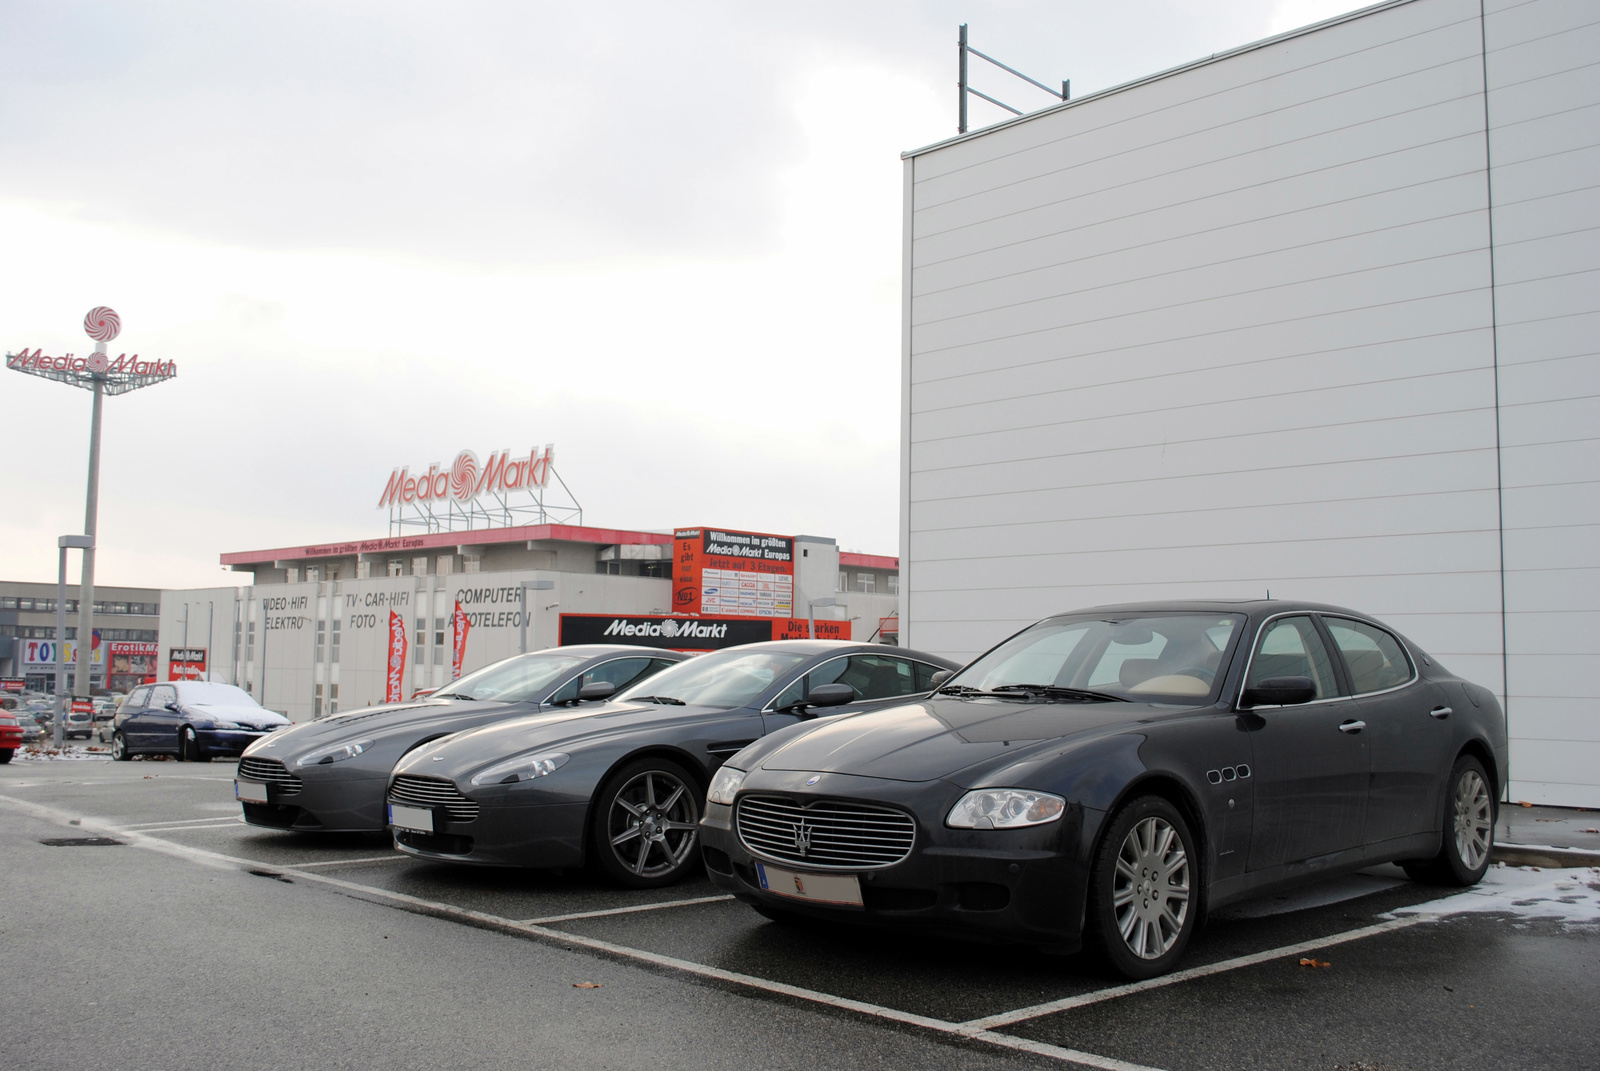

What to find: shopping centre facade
left=157, top=520, right=901, bottom=720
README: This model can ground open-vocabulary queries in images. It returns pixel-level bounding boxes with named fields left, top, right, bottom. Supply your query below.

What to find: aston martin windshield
left=437, top=652, right=589, bottom=703
left=945, top=613, right=1245, bottom=704
left=617, top=648, right=808, bottom=710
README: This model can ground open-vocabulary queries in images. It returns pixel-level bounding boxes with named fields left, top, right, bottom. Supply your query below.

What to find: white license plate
left=755, top=862, right=863, bottom=906
left=235, top=780, right=269, bottom=804
left=389, top=803, right=434, bottom=833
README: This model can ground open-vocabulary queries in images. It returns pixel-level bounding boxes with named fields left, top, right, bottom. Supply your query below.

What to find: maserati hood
left=758, top=696, right=1168, bottom=782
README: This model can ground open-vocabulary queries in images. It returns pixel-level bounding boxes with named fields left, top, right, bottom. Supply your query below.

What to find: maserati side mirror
left=928, top=670, right=953, bottom=688
left=1241, top=676, right=1317, bottom=708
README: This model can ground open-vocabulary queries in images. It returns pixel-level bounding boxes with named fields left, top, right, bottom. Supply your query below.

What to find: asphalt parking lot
left=2, top=757, right=1597, bottom=1071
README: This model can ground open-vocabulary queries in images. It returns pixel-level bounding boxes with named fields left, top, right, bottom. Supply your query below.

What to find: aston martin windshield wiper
left=630, top=696, right=686, bottom=706
left=988, top=684, right=1129, bottom=703
left=433, top=692, right=476, bottom=701
left=936, top=684, right=983, bottom=696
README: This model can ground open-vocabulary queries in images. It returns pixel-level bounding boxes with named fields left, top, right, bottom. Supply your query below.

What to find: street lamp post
left=54, top=535, right=94, bottom=747
left=8, top=308, right=177, bottom=730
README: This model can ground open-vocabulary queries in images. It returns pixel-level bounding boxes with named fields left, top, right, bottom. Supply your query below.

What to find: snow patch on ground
left=17, top=745, right=113, bottom=762
left=1391, top=864, right=1600, bottom=923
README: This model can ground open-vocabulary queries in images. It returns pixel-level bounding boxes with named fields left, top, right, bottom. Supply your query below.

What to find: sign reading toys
left=673, top=527, right=795, bottom=619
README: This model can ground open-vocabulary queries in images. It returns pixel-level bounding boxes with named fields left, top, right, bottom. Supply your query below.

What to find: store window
left=314, top=683, right=324, bottom=719
left=305, top=566, right=319, bottom=583
left=285, top=567, right=299, bottom=583
left=330, top=620, right=341, bottom=664
left=329, top=683, right=339, bottom=715
left=436, top=556, right=455, bottom=575
left=314, top=620, right=326, bottom=663
left=433, top=618, right=445, bottom=665
left=856, top=573, right=875, bottom=594
left=412, top=557, right=428, bottom=576
left=888, top=575, right=899, bottom=596
left=838, top=572, right=848, bottom=593
left=387, top=560, right=403, bottom=577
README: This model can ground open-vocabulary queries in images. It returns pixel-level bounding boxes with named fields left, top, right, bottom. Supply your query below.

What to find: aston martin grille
left=237, top=757, right=302, bottom=796
left=389, top=775, right=479, bottom=822
left=735, top=794, right=916, bottom=870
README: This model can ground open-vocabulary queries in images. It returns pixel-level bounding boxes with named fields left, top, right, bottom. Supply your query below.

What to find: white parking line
left=283, top=855, right=408, bottom=869
left=123, top=816, right=243, bottom=829
left=126, top=818, right=246, bottom=834
left=1, top=790, right=1448, bottom=1071
left=523, top=894, right=735, bottom=925
left=956, top=915, right=1429, bottom=1033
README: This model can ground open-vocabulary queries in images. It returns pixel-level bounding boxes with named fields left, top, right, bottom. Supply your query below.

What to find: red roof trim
left=840, top=552, right=898, bottom=570
left=219, top=523, right=672, bottom=566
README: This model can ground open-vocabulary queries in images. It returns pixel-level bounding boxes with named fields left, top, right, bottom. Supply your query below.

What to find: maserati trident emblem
left=805, top=775, right=820, bottom=786
left=792, top=819, right=812, bottom=858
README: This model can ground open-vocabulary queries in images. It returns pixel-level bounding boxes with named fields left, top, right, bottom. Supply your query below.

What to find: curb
left=1492, top=842, right=1600, bottom=868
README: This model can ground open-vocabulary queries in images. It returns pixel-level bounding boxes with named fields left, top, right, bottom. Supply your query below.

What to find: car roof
left=1048, top=599, right=1382, bottom=620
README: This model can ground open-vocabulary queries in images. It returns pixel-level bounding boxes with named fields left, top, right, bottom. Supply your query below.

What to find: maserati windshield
left=947, top=613, right=1244, bottom=704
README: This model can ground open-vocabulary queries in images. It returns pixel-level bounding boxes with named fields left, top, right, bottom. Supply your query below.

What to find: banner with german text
left=386, top=610, right=407, bottom=703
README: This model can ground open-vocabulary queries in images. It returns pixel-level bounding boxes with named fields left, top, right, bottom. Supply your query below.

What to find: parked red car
left=0, top=711, right=23, bottom=763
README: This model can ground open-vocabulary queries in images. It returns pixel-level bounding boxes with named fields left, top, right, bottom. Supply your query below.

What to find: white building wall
left=156, top=588, right=242, bottom=689
left=1484, top=0, right=1600, bottom=806
left=903, top=0, right=1596, bottom=803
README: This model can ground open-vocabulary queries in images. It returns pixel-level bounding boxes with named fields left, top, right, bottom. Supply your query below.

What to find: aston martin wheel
left=1086, top=795, right=1197, bottom=979
left=111, top=733, right=131, bottom=761
left=1404, top=755, right=1494, bottom=886
left=591, top=758, right=702, bottom=889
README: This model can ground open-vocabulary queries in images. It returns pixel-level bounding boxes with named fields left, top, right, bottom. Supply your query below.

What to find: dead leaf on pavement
left=572, top=982, right=602, bottom=989
left=1299, top=957, right=1332, bottom=968
left=1518, top=801, right=1533, bottom=807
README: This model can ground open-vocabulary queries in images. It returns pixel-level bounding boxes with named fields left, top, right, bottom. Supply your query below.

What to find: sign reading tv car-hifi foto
left=559, top=615, right=849, bottom=652
left=673, top=527, right=794, bottom=618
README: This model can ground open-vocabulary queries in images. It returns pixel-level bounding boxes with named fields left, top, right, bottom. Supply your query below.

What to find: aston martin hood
left=758, top=697, right=1166, bottom=782
left=393, top=701, right=713, bottom=781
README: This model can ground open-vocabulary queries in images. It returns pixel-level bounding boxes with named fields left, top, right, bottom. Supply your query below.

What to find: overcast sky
left=2, top=0, right=1362, bottom=590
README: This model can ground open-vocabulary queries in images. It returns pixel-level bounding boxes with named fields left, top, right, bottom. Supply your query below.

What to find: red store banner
left=386, top=610, right=407, bottom=703
left=450, top=600, right=470, bottom=681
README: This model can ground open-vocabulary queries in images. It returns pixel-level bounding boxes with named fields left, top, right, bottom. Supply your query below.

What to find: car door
left=1322, top=615, right=1453, bottom=844
left=142, top=685, right=180, bottom=753
left=544, top=657, right=661, bottom=707
left=1241, top=615, right=1370, bottom=871
left=761, top=654, right=934, bottom=735
left=118, top=687, right=153, bottom=747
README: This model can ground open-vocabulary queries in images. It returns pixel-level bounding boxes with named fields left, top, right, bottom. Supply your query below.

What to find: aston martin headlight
left=470, top=752, right=570, bottom=787
left=706, top=766, right=746, bottom=805
left=295, top=739, right=376, bottom=766
left=946, top=789, right=1066, bottom=830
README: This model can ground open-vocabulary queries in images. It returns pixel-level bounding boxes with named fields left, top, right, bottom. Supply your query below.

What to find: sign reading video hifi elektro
left=673, top=527, right=794, bottom=618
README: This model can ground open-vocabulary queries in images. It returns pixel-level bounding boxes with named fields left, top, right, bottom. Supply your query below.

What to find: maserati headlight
left=470, top=751, right=570, bottom=787
left=946, top=788, right=1065, bottom=830
left=295, top=739, right=376, bottom=766
left=706, top=766, right=746, bottom=806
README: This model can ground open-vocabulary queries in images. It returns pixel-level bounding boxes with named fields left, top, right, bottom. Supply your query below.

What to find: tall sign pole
left=8, top=308, right=177, bottom=733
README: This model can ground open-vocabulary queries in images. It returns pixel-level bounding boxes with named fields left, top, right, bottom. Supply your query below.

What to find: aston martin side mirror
left=805, top=683, right=856, bottom=708
left=577, top=681, right=617, bottom=702
left=1241, top=676, right=1317, bottom=708
left=928, top=670, right=953, bottom=688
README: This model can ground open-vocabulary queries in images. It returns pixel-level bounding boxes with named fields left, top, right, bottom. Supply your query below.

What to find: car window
left=125, top=687, right=150, bottom=709
left=444, top=651, right=589, bottom=703
left=617, top=648, right=808, bottom=710
left=548, top=657, right=655, bottom=705
left=1324, top=618, right=1412, bottom=694
left=148, top=685, right=177, bottom=710
left=911, top=661, right=943, bottom=692
left=771, top=654, right=927, bottom=709
left=1246, top=617, right=1338, bottom=701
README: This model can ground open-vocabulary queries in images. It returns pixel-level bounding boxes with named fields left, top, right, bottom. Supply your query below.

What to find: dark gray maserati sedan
left=385, top=641, right=960, bottom=886
left=699, top=601, right=1508, bottom=978
left=234, top=645, right=685, bottom=832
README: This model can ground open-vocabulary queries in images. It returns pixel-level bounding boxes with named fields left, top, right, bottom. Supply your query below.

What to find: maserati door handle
left=1430, top=706, right=1452, bottom=719
left=1338, top=720, right=1366, bottom=734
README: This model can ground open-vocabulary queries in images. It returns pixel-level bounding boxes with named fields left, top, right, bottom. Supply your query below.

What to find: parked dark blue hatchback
left=112, top=681, right=289, bottom=761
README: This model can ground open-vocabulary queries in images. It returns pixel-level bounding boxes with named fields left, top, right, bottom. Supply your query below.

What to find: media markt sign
left=558, top=615, right=774, bottom=651
left=377, top=446, right=554, bottom=509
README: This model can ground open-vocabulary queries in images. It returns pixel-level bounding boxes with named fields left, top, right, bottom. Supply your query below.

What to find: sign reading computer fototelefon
left=673, top=527, right=795, bottom=618
left=376, top=446, right=554, bottom=509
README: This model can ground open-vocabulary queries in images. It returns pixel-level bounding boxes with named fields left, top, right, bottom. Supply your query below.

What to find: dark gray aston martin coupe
left=234, top=645, right=686, bottom=832
left=384, top=641, right=960, bottom=887
left=699, top=601, right=1508, bottom=979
